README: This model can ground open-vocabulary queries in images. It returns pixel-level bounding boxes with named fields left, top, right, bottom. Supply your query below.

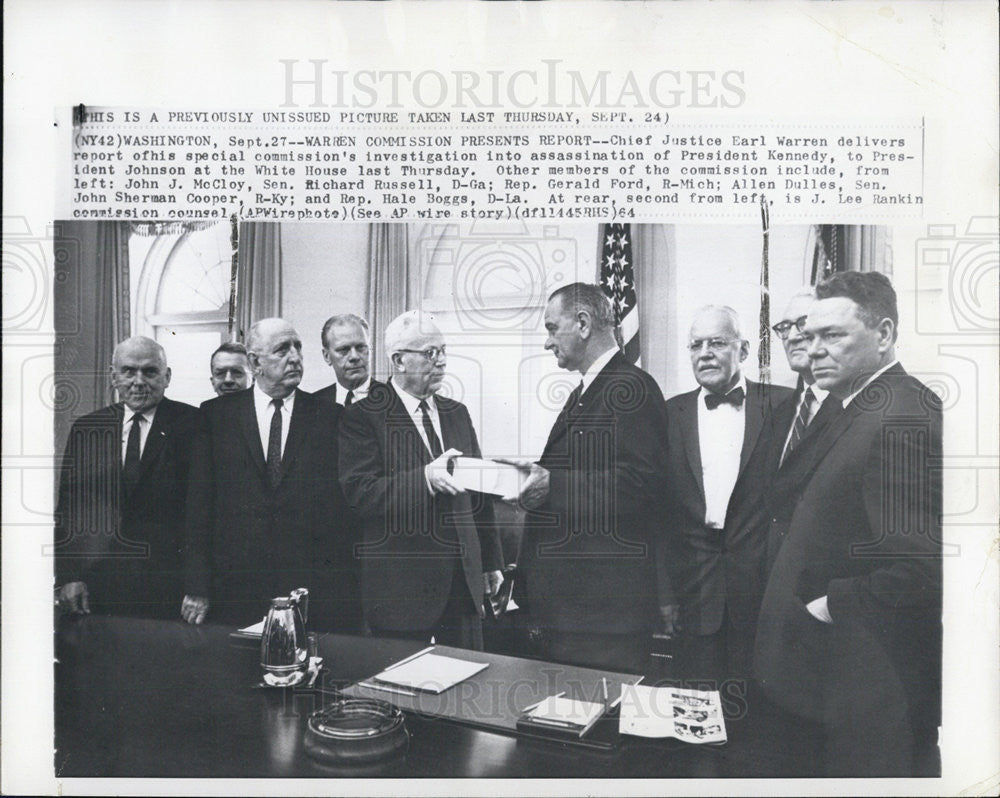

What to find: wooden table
left=54, top=614, right=820, bottom=779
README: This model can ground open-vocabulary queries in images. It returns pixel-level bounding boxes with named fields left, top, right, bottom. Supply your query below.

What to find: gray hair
left=112, top=336, right=167, bottom=369
left=692, top=305, right=744, bottom=339
left=547, top=282, right=615, bottom=331
left=384, top=310, right=440, bottom=358
left=321, top=313, right=370, bottom=349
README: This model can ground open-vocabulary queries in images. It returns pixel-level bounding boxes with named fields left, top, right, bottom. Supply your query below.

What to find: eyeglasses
left=397, top=346, right=446, bottom=362
left=687, top=338, right=737, bottom=353
left=771, top=315, right=808, bottom=340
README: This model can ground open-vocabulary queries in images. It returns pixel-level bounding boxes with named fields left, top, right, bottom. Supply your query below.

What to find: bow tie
left=704, top=386, right=745, bottom=410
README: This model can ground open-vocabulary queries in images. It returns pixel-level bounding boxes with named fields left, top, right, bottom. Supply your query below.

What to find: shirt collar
left=338, top=376, right=371, bottom=398
left=123, top=403, right=158, bottom=426
left=801, top=380, right=829, bottom=405
left=842, top=359, right=899, bottom=408
left=699, top=374, right=748, bottom=405
left=580, top=347, right=619, bottom=393
left=254, top=383, right=296, bottom=413
left=391, top=379, right=436, bottom=416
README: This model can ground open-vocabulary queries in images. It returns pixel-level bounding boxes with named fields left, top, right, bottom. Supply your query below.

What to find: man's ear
left=247, top=352, right=261, bottom=374
left=576, top=310, right=593, bottom=340
left=875, top=317, right=896, bottom=351
left=390, top=352, right=404, bottom=371
left=164, top=366, right=172, bottom=387
left=321, top=348, right=333, bottom=367
left=738, top=339, right=750, bottom=362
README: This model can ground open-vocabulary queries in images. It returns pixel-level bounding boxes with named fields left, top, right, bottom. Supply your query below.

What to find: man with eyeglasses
left=762, top=288, right=842, bottom=571
left=663, top=306, right=791, bottom=684
left=338, top=310, right=503, bottom=650
left=755, top=271, right=942, bottom=776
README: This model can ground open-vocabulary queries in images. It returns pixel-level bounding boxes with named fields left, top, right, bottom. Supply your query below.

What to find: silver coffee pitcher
left=260, top=587, right=309, bottom=687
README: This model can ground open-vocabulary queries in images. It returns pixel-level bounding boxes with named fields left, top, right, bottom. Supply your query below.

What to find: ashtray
left=303, top=697, right=409, bottom=766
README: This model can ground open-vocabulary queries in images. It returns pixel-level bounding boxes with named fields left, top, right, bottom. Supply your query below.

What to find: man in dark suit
left=313, top=313, right=375, bottom=409
left=208, top=341, right=252, bottom=396
left=338, top=310, right=503, bottom=650
left=755, top=272, right=942, bottom=776
left=663, top=306, right=791, bottom=683
left=762, top=288, right=842, bottom=571
left=54, top=336, right=198, bottom=619
left=182, top=318, right=352, bottom=631
left=506, top=283, right=671, bottom=674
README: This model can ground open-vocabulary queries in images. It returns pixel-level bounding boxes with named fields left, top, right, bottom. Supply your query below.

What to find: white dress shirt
left=253, top=384, right=295, bottom=458
left=335, top=377, right=372, bottom=406
left=697, top=376, right=747, bottom=529
left=121, top=405, right=158, bottom=463
left=580, top=346, right=619, bottom=395
left=391, top=380, right=444, bottom=455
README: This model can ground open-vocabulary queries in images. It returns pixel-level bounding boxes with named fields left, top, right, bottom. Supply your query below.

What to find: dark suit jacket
left=519, top=352, right=671, bottom=636
left=54, top=397, right=199, bottom=618
left=184, top=387, right=352, bottom=630
left=663, top=379, right=792, bottom=636
left=312, top=380, right=382, bottom=410
left=337, top=381, right=503, bottom=632
left=762, top=379, right=842, bottom=572
left=754, top=365, right=942, bottom=759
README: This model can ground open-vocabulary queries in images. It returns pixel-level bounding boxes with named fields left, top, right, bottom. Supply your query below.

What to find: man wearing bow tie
left=54, top=336, right=199, bottom=619
left=663, top=306, right=791, bottom=683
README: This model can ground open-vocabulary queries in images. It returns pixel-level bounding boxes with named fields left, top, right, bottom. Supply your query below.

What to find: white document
left=528, top=696, right=605, bottom=730
left=373, top=652, right=489, bottom=694
left=237, top=619, right=266, bottom=637
left=450, top=457, right=524, bottom=497
left=619, top=684, right=727, bottom=745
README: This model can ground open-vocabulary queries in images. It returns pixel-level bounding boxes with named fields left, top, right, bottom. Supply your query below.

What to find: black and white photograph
left=3, top=1, right=997, bottom=795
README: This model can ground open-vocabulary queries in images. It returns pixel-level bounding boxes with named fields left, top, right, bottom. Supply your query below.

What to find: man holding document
left=503, top=283, right=672, bottom=673
left=338, top=310, right=503, bottom=650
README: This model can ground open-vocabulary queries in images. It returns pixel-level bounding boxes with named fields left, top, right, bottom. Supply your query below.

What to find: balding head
left=385, top=310, right=447, bottom=399
left=246, top=318, right=304, bottom=399
left=110, top=336, right=171, bottom=412
left=688, top=305, right=749, bottom=394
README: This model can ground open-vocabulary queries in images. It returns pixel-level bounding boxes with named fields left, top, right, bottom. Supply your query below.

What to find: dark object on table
left=303, top=698, right=409, bottom=766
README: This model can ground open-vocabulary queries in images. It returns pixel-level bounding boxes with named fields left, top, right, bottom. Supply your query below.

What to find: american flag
left=598, top=222, right=640, bottom=364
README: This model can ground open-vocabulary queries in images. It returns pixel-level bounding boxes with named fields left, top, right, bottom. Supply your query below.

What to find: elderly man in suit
left=755, top=271, right=942, bottom=776
left=506, top=283, right=671, bottom=674
left=663, top=306, right=791, bottom=684
left=55, top=336, right=199, bottom=619
left=338, top=310, right=503, bottom=649
left=314, top=314, right=375, bottom=409
left=208, top=341, right=252, bottom=396
left=182, top=318, right=349, bottom=630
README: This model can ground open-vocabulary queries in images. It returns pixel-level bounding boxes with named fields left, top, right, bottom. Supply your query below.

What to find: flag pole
left=758, top=196, right=771, bottom=384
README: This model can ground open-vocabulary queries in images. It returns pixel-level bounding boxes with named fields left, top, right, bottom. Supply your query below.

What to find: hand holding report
left=449, top=456, right=524, bottom=497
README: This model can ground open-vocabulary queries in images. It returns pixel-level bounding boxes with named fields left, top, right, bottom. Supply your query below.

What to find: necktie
left=266, top=398, right=283, bottom=488
left=780, top=387, right=816, bottom=466
left=344, top=389, right=354, bottom=407
left=122, top=414, right=143, bottom=492
left=418, top=399, right=443, bottom=458
left=704, top=385, right=745, bottom=410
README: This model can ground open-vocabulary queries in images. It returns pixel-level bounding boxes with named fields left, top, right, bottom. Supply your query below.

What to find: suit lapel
left=738, top=380, right=765, bottom=479
left=134, top=399, right=171, bottom=484
left=238, top=390, right=267, bottom=477
left=436, top=396, right=462, bottom=453
left=277, top=389, right=310, bottom=483
left=680, top=390, right=704, bottom=496
left=386, top=381, right=434, bottom=466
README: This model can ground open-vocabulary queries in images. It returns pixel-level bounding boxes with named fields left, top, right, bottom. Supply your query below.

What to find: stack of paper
left=372, top=651, right=488, bottom=694
left=618, top=685, right=727, bottom=744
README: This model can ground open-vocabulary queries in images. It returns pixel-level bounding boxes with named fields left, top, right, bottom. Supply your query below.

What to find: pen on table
left=610, top=677, right=643, bottom=709
left=357, top=681, right=418, bottom=697
left=526, top=716, right=577, bottom=730
left=601, top=677, right=608, bottom=710
left=380, top=644, right=435, bottom=672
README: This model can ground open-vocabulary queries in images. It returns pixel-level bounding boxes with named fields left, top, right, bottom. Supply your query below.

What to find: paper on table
left=373, top=652, right=488, bottom=694
left=237, top=619, right=266, bottom=637
left=619, top=684, right=727, bottom=744
left=528, top=696, right=605, bottom=729
left=449, top=457, right=523, bottom=497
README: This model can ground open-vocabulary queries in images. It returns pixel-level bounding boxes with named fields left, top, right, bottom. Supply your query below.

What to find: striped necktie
left=780, top=387, right=816, bottom=466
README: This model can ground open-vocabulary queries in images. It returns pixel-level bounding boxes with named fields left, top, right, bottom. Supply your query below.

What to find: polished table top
left=54, top=614, right=820, bottom=779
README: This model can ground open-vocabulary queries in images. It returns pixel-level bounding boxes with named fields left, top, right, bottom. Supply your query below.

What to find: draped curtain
left=632, top=224, right=677, bottom=396
left=95, top=222, right=132, bottom=407
left=811, top=225, right=890, bottom=282
left=366, top=223, right=413, bottom=382
left=234, top=222, right=283, bottom=341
